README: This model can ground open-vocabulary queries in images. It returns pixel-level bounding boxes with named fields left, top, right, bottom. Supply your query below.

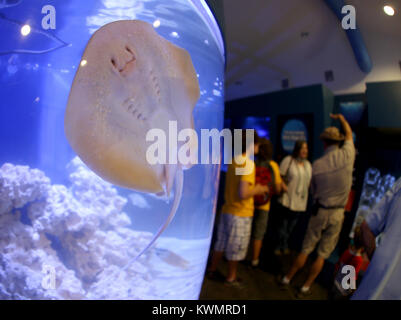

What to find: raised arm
left=330, top=113, right=353, bottom=141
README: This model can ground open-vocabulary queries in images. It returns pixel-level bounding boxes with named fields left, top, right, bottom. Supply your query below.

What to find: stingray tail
left=120, top=167, right=184, bottom=271
left=93, top=168, right=184, bottom=287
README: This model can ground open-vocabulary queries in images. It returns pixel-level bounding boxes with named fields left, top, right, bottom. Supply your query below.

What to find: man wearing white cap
left=280, top=113, right=355, bottom=298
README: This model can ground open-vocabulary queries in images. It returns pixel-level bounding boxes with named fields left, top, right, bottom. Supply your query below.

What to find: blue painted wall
left=367, top=81, right=401, bottom=128
left=225, top=84, right=334, bottom=160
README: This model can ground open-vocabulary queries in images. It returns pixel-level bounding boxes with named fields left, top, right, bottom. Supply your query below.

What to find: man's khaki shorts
left=302, top=207, right=345, bottom=259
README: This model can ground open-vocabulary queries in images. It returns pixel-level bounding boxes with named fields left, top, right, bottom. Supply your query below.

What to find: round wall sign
left=281, top=119, right=308, bottom=153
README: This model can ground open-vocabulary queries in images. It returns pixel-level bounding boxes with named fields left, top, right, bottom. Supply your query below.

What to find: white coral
left=0, top=158, right=157, bottom=300
left=0, top=163, right=50, bottom=215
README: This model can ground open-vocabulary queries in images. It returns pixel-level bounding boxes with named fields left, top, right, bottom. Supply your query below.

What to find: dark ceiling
left=221, top=0, right=401, bottom=101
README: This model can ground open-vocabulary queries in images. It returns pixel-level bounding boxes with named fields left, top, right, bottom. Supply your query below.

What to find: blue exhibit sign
left=281, top=119, right=308, bottom=153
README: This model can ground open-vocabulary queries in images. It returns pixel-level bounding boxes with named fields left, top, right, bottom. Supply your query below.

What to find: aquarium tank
left=0, top=0, right=225, bottom=299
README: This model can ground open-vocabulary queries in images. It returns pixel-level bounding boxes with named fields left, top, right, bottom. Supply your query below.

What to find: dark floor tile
left=199, top=258, right=329, bottom=300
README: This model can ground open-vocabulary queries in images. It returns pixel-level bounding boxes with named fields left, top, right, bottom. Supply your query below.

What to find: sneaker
left=224, top=278, right=244, bottom=288
left=276, top=275, right=290, bottom=290
left=251, top=259, right=259, bottom=267
left=296, top=288, right=313, bottom=299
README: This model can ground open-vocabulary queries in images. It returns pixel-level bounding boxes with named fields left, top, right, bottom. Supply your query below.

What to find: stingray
left=64, top=20, right=199, bottom=273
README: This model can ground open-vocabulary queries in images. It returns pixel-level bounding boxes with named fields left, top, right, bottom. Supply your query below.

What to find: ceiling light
left=21, top=24, right=31, bottom=36
left=383, top=5, right=395, bottom=16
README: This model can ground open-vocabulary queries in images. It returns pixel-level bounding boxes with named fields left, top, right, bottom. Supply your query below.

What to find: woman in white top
left=275, top=140, right=312, bottom=255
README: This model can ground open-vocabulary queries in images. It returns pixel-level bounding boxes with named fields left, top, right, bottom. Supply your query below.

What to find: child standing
left=207, top=131, right=268, bottom=286
left=331, top=227, right=366, bottom=299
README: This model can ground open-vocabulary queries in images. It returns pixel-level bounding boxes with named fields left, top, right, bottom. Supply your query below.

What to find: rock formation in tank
left=0, top=158, right=160, bottom=299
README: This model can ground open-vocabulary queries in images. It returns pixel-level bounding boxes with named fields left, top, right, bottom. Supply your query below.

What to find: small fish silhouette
left=0, top=0, right=22, bottom=9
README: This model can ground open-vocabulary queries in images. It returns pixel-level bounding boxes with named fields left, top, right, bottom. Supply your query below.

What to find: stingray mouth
left=110, top=45, right=136, bottom=77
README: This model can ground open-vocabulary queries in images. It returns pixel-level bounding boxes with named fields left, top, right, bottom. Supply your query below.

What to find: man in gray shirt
left=280, top=114, right=355, bottom=298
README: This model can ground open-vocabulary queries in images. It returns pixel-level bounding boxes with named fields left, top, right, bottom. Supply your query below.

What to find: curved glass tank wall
left=0, top=0, right=224, bottom=299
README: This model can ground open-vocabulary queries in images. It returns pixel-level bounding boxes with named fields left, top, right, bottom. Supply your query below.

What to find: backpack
left=254, top=161, right=275, bottom=207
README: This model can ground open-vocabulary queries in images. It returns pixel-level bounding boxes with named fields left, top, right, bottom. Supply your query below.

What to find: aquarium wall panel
left=225, top=84, right=332, bottom=160
left=367, top=81, right=401, bottom=129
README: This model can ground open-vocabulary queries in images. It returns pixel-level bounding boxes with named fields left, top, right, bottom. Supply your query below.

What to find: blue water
left=0, top=0, right=224, bottom=299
